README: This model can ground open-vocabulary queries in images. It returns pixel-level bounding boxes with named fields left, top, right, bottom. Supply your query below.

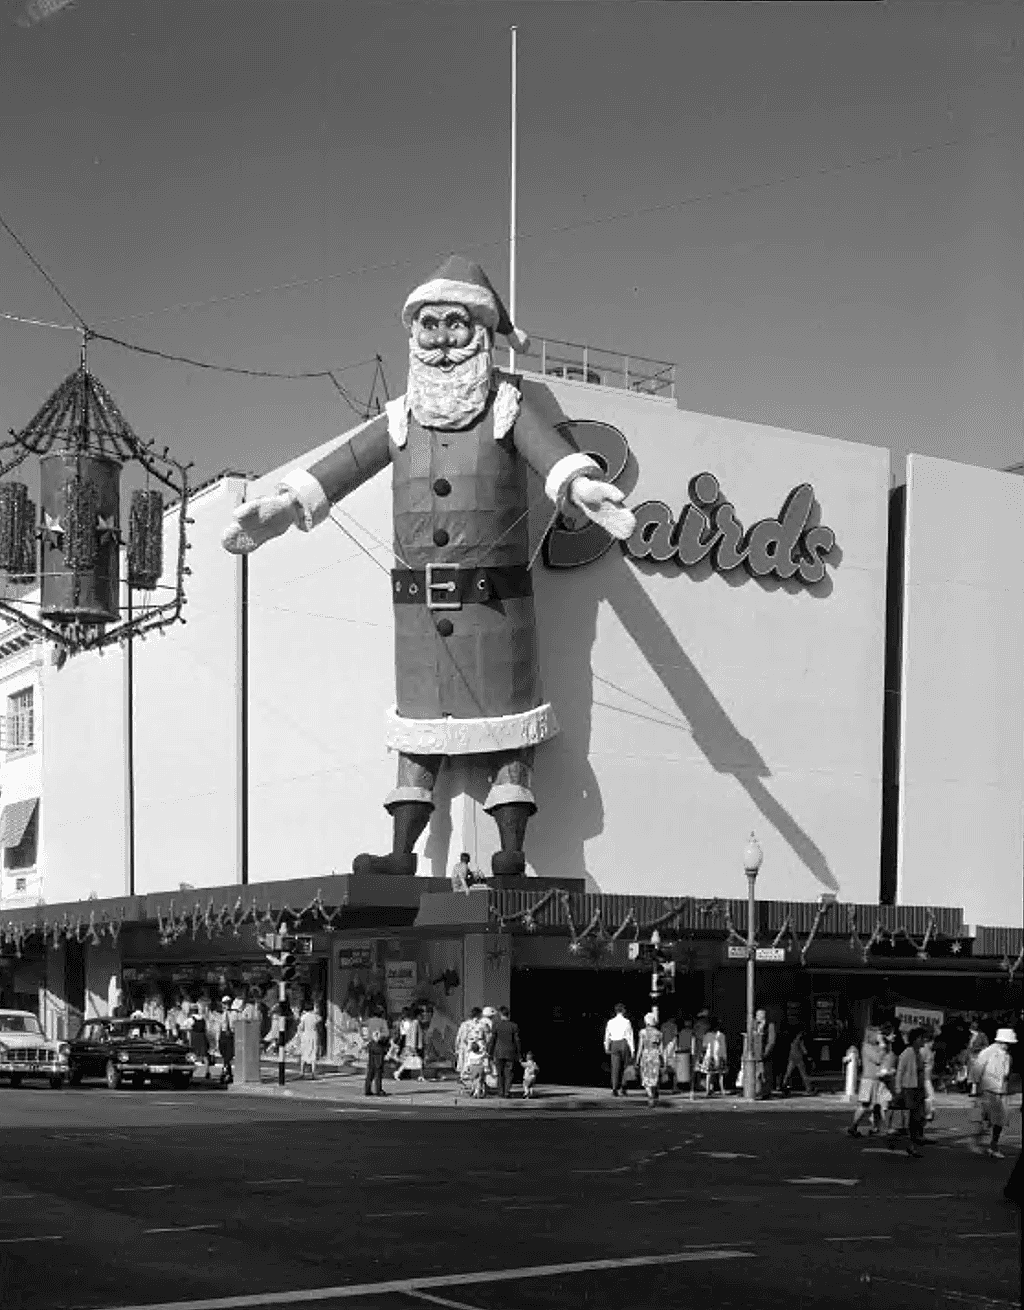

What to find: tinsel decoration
left=63, top=476, right=100, bottom=570
left=128, top=489, right=164, bottom=589
left=0, top=482, right=37, bottom=578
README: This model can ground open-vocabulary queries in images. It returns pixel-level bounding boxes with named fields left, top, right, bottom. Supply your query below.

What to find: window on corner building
left=14, top=876, right=26, bottom=893
left=6, top=687, right=33, bottom=751
left=5, top=807, right=37, bottom=871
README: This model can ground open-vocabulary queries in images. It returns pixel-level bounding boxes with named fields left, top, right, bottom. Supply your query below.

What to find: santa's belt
left=392, top=564, right=533, bottom=611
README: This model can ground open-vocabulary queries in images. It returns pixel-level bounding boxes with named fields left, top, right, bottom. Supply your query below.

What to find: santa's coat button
left=432, top=478, right=451, bottom=496
left=432, top=528, right=450, bottom=547
left=435, top=618, right=454, bottom=637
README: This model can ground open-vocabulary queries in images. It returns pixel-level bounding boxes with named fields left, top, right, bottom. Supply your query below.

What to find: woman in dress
left=394, top=1006, right=426, bottom=1081
left=637, top=1012, right=664, bottom=1105
left=699, top=1017, right=728, bottom=1097
left=297, top=1000, right=319, bottom=1079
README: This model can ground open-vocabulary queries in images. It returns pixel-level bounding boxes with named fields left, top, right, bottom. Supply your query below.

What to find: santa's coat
left=281, top=373, right=596, bottom=757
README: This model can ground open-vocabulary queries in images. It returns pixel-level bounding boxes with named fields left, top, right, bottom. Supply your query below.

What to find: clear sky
left=0, top=0, right=1020, bottom=485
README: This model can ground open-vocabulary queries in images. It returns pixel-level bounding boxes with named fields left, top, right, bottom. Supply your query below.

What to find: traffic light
left=660, top=960, right=676, bottom=994
left=279, top=952, right=297, bottom=984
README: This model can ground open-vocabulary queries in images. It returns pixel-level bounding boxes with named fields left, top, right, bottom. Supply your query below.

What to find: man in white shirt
left=971, top=1028, right=1017, bottom=1159
left=604, top=1003, right=635, bottom=1097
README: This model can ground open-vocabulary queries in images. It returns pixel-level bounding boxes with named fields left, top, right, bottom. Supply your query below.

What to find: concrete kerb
left=228, top=1076, right=1011, bottom=1117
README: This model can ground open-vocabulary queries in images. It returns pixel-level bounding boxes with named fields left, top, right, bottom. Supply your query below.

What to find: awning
left=0, top=798, right=37, bottom=849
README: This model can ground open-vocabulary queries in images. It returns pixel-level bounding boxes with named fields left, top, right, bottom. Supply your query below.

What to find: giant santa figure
left=223, top=256, right=635, bottom=877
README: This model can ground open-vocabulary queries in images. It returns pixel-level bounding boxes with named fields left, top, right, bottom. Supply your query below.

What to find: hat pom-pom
left=507, top=326, right=531, bottom=354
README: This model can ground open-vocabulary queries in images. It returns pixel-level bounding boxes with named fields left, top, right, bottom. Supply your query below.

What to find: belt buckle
left=425, top=562, right=462, bottom=611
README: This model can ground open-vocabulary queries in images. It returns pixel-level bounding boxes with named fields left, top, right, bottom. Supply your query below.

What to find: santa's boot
left=352, top=801, right=432, bottom=877
left=490, top=802, right=532, bottom=878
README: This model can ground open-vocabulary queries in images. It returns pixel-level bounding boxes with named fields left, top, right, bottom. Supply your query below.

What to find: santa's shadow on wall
left=421, top=463, right=841, bottom=895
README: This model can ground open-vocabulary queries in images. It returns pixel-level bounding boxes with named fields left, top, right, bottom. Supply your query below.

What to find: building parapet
left=518, top=337, right=676, bottom=402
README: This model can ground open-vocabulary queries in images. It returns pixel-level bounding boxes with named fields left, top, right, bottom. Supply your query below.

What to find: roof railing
left=517, top=336, right=676, bottom=401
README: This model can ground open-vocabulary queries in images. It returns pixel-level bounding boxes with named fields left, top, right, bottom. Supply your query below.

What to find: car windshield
left=0, top=1014, right=42, bottom=1035
left=110, top=1021, right=168, bottom=1041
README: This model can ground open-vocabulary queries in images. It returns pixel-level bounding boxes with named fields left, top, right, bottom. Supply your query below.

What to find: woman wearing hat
left=970, top=1027, right=1017, bottom=1159
left=636, top=1012, right=664, bottom=1105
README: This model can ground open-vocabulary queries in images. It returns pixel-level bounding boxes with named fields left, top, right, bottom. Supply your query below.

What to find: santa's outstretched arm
left=222, top=412, right=392, bottom=554
left=512, top=377, right=636, bottom=541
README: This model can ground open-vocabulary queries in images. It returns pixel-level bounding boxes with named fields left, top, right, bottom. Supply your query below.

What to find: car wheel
left=49, top=1074, right=65, bottom=1090
left=105, top=1060, right=122, bottom=1090
left=67, top=1068, right=83, bottom=1087
left=8, top=1073, right=22, bottom=1088
left=170, top=1072, right=192, bottom=1090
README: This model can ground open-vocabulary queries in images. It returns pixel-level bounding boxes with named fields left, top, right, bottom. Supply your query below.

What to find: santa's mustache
left=410, top=325, right=490, bottom=369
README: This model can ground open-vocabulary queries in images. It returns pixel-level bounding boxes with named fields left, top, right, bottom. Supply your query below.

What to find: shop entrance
left=511, top=967, right=706, bottom=1087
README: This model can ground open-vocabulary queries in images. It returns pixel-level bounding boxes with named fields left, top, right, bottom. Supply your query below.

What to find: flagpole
left=508, top=25, right=518, bottom=373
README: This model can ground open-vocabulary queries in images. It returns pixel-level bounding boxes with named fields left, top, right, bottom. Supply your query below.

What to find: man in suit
left=489, top=1005, right=523, bottom=1098
left=222, top=256, right=634, bottom=878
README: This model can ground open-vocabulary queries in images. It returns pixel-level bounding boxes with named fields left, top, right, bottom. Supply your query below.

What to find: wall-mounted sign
left=385, top=960, right=417, bottom=1012
left=337, top=944, right=373, bottom=969
left=726, top=944, right=788, bottom=962
left=543, top=421, right=837, bottom=585
left=893, top=1004, right=944, bottom=1034
left=812, top=993, right=841, bottom=1039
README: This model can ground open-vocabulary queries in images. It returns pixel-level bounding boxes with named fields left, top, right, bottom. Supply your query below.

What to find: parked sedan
left=68, top=1018, right=194, bottom=1089
left=0, top=1010, right=69, bottom=1088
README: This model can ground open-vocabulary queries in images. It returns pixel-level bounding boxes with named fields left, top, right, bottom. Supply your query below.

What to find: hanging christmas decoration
left=0, top=343, right=192, bottom=657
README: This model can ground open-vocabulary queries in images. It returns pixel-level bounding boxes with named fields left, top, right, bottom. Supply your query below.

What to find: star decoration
left=951, top=939, right=962, bottom=954
left=40, top=512, right=64, bottom=550
left=96, top=514, right=120, bottom=546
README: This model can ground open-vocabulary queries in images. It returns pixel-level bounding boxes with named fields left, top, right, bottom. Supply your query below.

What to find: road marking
left=143, top=1224, right=220, bottom=1235
left=378, top=1174, right=424, bottom=1181
left=0, top=1235, right=63, bottom=1244
left=404, top=1292, right=484, bottom=1310
left=0, top=1194, right=34, bottom=1201
left=571, top=1166, right=631, bottom=1174
left=114, top=1184, right=174, bottom=1193
left=364, top=1211, right=428, bottom=1219
left=957, top=1232, right=1018, bottom=1239
left=502, top=1203, right=567, bottom=1211
left=90, top=1249, right=755, bottom=1309
left=248, top=1178, right=304, bottom=1186
left=786, top=1177, right=858, bottom=1186
left=901, top=1193, right=954, bottom=1199
left=697, top=1151, right=757, bottom=1160
left=824, top=1235, right=892, bottom=1242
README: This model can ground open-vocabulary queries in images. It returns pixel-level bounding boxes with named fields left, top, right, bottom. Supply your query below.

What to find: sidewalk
left=230, top=1067, right=1022, bottom=1117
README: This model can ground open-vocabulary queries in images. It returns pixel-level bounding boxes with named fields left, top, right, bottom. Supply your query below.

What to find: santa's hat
left=402, top=255, right=530, bottom=352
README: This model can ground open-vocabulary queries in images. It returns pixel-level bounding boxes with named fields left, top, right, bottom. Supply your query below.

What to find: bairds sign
left=542, top=420, right=837, bottom=585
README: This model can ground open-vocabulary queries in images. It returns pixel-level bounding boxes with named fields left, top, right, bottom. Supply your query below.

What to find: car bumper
left=123, top=1064, right=192, bottom=1076
left=0, top=1060, right=68, bottom=1075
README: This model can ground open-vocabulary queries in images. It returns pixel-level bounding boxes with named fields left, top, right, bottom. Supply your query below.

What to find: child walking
left=522, top=1051, right=539, bottom=1099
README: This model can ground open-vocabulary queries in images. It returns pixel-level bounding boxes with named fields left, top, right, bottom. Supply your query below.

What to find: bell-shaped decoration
left=128, top=489, right=164, bottom=589
left=0, top=482, right=37, bottom=580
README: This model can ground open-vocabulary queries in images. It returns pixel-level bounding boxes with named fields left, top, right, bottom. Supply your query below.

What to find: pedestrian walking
left=637, top=1012, right=664, bottom=1105
left=522, top=1051, right=539, bottom=1098
left=887, top=1027, right=926, bottom=1157
left=676, top=1015, right=694, bottom=1091
left=966, top=1017, right=988, bottom=1097
left=659, top=1013, right=678, bottom=1093
left=463, top=1040, right=487, bottom=1097
left=969, top=1027, right=1017, bottom=1159
left=921, top=1031, right=937, bottom=1124
left=604, top=1002, right=635, bottom=1098
left=297, top=1001, right=319, bottom=1079
left=186, top=999, right=211, bottom=1080
left=363, top=1025, right=387, bottom=1097
left=699, top=1017, right=728, bottom=1097
left=751, top=1009, right=776, bottom=1099
left=394, top=1006, right=426, bottom=1081
left=455, top=1006, right=482, bottom=1079
left=781, top=1026, right=815, bottom=1096
left=876, top=1029, right=898, bottom=1133
left=479, top=1006, right=498, bottom=1093
left=489, top=1006, right=522, bottom=1098
left=218, top=995, right=236, bottom=1085
left=842, top=1042, right=859, bottom=1102
left=848, top=1027, right=885, bottom=1136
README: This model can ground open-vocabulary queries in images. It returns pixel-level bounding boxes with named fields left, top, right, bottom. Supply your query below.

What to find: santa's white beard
left=407, top=329, right=493, bottom=430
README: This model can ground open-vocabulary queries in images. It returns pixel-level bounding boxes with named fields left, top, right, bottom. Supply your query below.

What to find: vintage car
left=0, top=1009, right=69, bottom=1088
left=68, top=1017, right=194, bottom=1089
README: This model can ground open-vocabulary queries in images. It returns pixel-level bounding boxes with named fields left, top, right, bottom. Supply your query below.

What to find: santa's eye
left=420, top=316, right=438, bottom=331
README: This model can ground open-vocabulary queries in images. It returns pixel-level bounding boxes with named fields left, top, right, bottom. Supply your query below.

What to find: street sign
left=727, top=945, right=748, bottom=960
left=755, top=947, right=786, bottom=963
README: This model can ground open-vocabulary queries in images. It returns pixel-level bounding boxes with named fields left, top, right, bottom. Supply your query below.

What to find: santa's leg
left=484, top=748, right=536, bottom=878
left=352, top=753, right=441, bottom=876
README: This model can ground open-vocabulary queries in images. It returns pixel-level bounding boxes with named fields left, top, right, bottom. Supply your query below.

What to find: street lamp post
left=742, top=833, right=763, bottom=1101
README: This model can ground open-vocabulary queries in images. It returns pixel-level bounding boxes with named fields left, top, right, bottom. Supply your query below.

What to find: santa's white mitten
left=567, top=476, right=636, bottom=541
left=221, top=491, right=302, bottom=555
